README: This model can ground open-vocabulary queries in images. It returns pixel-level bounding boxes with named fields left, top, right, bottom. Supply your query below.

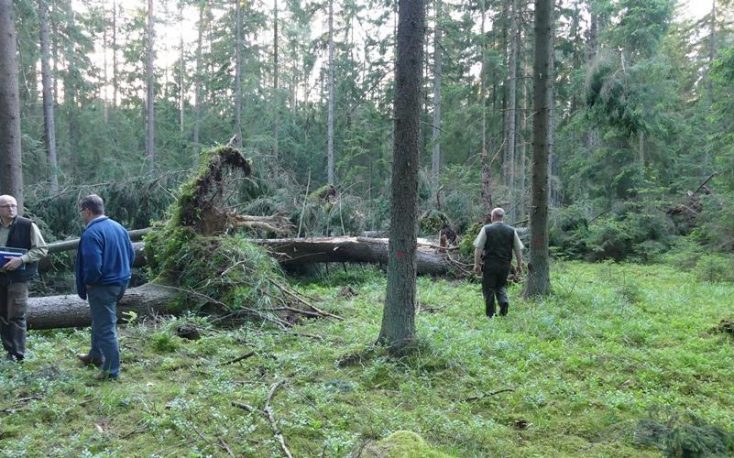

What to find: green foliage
left=458, top=222, right=482, bottom=259
left=634, top=413, right=734, bottom=458
left=549, top=205, right=590, bottom=259
left=695, top=193, right=734, bottom=252
left=695, top=255, right=734, bottom=283
left=550, top=203, right=676, bottom=262
left=150, top=332, right=179, bottom=353
left=418, top=209, right=450, bottom=236
left=25, top=173, right=185, bottom=240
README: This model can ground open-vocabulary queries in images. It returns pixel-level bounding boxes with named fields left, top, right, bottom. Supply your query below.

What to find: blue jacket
left=75, top=216, right=135, bottom=300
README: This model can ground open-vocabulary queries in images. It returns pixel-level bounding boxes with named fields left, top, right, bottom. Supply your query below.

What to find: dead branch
left=264, top=380, right=292, bottom=458
left=464, top=388, right=515, bottom=402
left=693, top=172, right=718, bottom=195
left=231, top=401, right=257, bottom=413
left=220, top=351, right=256, bottom=367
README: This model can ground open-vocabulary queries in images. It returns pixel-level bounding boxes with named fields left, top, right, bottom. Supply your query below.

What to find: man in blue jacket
left=75, top=194, right=135, bottom=380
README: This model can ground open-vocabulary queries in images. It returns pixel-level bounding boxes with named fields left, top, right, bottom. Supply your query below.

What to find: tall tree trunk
left=525, top=0, right=553, bottom=297
left=519, top=31, right=529, bottom=220
left=39, top=0, right=59, bottom=194
left=707, top=0, right=716, bottom=103
left=377, top=0, right=425, bottom=352
left=430, top=0, right=442, bottom=190
left=179, top=30, right=185, bottom=133
left=327, top=0, right=336, bottom=185
left=112, top=0, right=118, bottom=107
left=234, top=0, right=243, bottom=148
left=145, top=0, right=156, bottom=166
left=193, top=1, right=205, bottom=147
left=480, top=1, right=493, bottom=214
left=272, top=0, right=279, bottom=158
left=0, top=0, right=24, bottom=208
left=102, top=8, right=109, bottom=124
left=504, top=0, right=519, bottom=221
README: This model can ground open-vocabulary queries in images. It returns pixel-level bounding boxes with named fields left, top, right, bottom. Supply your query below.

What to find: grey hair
left=491, top=207, right=505, bottom=220
left=80, top=194, right=105, bottom=215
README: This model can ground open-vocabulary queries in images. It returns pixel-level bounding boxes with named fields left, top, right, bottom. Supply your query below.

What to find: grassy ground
left=1, top=261, right=733, bottom=457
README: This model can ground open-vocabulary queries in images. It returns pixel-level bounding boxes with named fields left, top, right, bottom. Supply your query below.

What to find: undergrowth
left=1, top=262, right=733, bottom=457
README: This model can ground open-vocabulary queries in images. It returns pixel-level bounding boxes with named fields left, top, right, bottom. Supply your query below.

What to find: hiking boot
left=77, top=353, right=104, bottom=368
left=499, top=303, right=509, bottom=316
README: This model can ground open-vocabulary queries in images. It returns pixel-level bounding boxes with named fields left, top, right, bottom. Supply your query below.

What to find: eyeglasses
left=0, top=204, right=17, bottom=209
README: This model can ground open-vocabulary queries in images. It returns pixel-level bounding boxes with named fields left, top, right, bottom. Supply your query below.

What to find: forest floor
left=1, top=261, right=733, bottom=457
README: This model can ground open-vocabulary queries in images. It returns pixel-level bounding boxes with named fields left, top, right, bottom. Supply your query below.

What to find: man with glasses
left=0, top=195, right=48, bottom=362
left=75, top=194, right=134, bottom=380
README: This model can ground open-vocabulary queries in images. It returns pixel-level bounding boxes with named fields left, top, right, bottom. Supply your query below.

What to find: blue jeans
left=88, top=284, right=126, bottom=377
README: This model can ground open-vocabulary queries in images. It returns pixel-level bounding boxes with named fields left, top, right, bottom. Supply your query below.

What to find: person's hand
left=473, top=265, right=481, bottom=275
left=3, top=257, right=23, bottom=271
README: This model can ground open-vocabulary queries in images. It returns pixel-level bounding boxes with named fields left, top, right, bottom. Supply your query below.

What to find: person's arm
left=472, top=228, right=486, bottom=274
left=513, top=230, right=524, bottom=272
left=81, top=232, right=104, bottom=285
left=473, top=247, right=483, bottom=274
left=22, top=223, right=48, bottom=263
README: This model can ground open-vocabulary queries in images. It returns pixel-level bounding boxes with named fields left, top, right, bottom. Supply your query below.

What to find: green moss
left=360, top=431, right=454, bottom=458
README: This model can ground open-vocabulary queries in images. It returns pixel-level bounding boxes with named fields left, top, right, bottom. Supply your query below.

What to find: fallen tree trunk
left=29, top=237, right=465, bottom=329
left=41, top=236, right=460, bottom=275
left=255, top=237, right=455, bottom=275
left=28, top=283, right=179, bottom=329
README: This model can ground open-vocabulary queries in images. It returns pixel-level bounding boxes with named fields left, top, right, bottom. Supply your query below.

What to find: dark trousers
left=481, top=262, right=510, bottom=317
left=0, top=282, right=29, bottom=359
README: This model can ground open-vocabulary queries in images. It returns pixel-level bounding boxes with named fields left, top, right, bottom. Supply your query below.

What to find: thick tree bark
left=39, top=0, right=59, bottom=194
left=377, top=0, right=425, bottom=351
left=479, top=1, right=493, bottom=214
left=430, top=0, right=442, bottom=189
left=524, top=0, right=553, bottom=297
left=0, top=0, right=24, bottom=209
left=234, top=0, right=243, bottom=148
left=503, top=0, right=519, bottom=220
left=194, top=1, right=205, bottom=146
left=272, top=0, right=279, bottom=158
left=27, top=283, right=179, bottom=330
left=326, top=0, right=335, bottom=185
left=145, top=0, right=156, bottom=165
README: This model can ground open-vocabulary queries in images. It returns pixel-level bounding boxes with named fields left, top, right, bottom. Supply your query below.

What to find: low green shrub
left=695, top=254, right=734, bottom=283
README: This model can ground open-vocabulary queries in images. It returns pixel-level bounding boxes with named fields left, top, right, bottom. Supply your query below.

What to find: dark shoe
left=499, top=303, right=509, bottom=316
left=6, top=352, right=23, bottom=362
left=78, top=353, right=104, bottom=368
left=95, top=371, right=119, bottom=381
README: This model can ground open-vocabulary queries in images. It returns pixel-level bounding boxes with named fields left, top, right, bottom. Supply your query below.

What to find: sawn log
left=29, top=237, right=461, bottom=329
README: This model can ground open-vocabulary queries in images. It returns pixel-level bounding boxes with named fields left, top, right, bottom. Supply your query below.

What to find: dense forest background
left=5, top=0, right=734, bottom=264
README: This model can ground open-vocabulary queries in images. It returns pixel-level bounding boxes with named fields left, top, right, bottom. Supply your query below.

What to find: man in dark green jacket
left=472, top=208, right=523, bottom=318
left=0, top=195, right=48, bottom=362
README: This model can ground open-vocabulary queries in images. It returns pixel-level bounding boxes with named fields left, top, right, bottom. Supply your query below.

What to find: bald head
left=490, top=208, right=505, bottom=223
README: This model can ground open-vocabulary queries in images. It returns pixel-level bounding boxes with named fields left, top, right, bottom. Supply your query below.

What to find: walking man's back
left=472, top=208, right=524, bottom=318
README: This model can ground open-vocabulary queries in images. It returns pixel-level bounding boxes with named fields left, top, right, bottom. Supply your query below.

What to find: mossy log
left=41, top=236, right=459, bottom=275
left=27, top=283, right=179, bottom=330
